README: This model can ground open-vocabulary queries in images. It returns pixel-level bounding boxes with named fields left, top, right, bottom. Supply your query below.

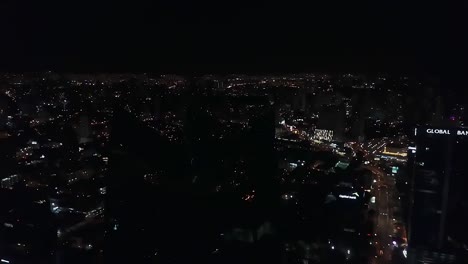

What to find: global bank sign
left=425, top=128, right=468, bottom=136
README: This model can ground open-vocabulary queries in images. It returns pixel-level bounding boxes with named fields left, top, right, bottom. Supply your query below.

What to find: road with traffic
left=348, top=137, right=408, bottom=264
left=365, top=164, right=407, bottom=264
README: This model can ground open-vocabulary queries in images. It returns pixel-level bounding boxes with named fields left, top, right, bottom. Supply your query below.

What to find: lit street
left=365, top=164, right=407, bottom=264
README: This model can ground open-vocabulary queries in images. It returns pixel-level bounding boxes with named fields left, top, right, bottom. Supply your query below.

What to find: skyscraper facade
left=408, top=127, right=468, bottom=264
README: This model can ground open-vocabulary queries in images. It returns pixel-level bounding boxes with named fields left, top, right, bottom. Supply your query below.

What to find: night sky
left=1, top=1, right=467, bottom=75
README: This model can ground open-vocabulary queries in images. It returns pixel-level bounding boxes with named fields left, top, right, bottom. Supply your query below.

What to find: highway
left=366, top=164, right=407, bottom=264
left=350, top=137, right=408, bottom=264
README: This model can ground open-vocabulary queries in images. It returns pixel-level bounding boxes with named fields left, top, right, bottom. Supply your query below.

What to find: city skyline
left=1, top=1, right=468, bottom=263
left=1, top=71, right=467, bottom=263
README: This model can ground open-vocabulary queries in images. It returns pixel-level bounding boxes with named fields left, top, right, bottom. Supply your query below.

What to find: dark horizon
left=1, top=1, right=466, bottom=76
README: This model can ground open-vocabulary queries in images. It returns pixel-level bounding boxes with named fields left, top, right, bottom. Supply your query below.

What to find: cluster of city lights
left=313, top=129, right=333, bottom=141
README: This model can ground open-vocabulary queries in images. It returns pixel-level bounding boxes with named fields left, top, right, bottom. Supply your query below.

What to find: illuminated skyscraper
left=408, top=127, right=468, bottom=263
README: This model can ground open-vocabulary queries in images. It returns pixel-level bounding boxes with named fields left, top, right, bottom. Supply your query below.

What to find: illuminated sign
left=339, top=194, right=357, bottom=200
left=426, top=128, right=450, bottom=135
left=424, top=128, right=468, bottom=136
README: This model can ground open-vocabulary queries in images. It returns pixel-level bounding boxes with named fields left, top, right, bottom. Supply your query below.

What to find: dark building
left=407, top=127, right=468, bottom=264
left=292, top=90, right=307, bottom=112
left=317, top=104, right=346, bottom=141
left=105, top=96, right=279, bottom=264
left=105, top=108, right=191, bottom=264
left=0, top=188, right=56, bottom=264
